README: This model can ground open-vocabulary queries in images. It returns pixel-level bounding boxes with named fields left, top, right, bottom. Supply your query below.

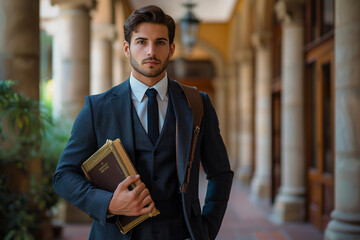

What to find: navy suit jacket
left=53, top=79, right=233, bottom=240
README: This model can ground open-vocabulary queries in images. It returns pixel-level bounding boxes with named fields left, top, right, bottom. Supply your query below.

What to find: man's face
left=124, top=23, right=175, bottom=86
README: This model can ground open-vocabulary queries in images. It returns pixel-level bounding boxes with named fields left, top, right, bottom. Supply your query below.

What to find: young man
left=53, top=5, right=233, bottom=240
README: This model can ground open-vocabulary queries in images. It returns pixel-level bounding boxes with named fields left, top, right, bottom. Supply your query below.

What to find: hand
left=107, top=175, right=155, bottom=216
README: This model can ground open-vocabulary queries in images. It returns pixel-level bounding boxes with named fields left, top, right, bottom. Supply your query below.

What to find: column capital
left=51, top=0, right=96, bottom=10
left=274, top=0, right=304, bottom=24
left=92, top=24, right=117, bottom=41
left=251, top=31, right=272, bottom=49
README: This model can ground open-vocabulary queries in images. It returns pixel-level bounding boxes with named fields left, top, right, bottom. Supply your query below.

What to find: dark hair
left=123, top=5, right=176, bottom=45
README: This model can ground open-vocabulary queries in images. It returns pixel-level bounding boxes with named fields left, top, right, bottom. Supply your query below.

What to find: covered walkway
left=57, top=179, right=323, bottom=240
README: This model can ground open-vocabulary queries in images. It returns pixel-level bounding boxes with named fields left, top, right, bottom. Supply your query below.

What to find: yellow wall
left=198, top=23, right=229, bottom=61
left=196, top=0, right=243, bottom=62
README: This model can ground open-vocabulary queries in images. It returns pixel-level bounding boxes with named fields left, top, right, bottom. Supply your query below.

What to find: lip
left=143, top=61, right=160, bottom=66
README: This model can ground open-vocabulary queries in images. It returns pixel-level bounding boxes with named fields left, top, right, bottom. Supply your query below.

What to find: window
left=306, top=0, right=334, bottom=45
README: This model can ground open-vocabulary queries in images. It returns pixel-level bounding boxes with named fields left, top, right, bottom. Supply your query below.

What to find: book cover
left=81, top=138, right=160, bottom=234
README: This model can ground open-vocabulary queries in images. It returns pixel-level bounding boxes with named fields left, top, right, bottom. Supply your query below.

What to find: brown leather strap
left=179, top=84, right=204, bottom=193
left=180, top=84, right=204, bottom=129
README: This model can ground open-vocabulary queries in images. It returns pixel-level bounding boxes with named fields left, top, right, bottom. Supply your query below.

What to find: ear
left=169, top=43, right=175, bottom=59
left=123, top=41, right=130, bottom=57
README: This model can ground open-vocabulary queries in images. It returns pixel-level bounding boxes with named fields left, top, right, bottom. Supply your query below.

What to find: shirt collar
left=130, top=73, right=168, bottom=102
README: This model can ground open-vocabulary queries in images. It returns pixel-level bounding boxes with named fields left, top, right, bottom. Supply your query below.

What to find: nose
left=147, top=43, right=156, bottom=57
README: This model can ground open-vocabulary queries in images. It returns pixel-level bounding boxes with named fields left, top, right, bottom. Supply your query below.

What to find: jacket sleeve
left=200, top=93, right=234, bottom=240
left=52, top=96, right=113, bottom=228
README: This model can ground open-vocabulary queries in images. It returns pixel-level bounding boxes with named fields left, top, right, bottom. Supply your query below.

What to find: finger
left=131, top=182, right=146, bottom=196
left=119, top=175, right=140, bottom=191
left=137, top=186, right=150, bottom=200
left=140, top=194, right=153, bottom=208
left=139, top=201, right=155, bottom=215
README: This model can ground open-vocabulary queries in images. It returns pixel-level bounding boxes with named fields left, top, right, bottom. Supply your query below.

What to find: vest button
left=153, top=150, right=158, bottom=156
left=153, top=175, right=159, bottom=181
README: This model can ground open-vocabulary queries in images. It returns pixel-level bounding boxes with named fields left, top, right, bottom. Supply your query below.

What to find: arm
left=53, top=96, right=112, bottom=227
left=200, top=93, right=234, bottom=240
left=53, top=97, right=153, bottom=227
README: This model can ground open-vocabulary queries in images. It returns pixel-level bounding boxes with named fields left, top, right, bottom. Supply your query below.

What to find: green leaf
left=4, top=229, right=16, bottom=240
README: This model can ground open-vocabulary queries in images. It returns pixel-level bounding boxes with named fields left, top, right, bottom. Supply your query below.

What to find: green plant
left=0, top=80, right=51, bottom=168
left=0, top=80, right=70, bottom=239
left=32, top=116, right=72, bottom=214
left=0, top=176, right=37, bottom=240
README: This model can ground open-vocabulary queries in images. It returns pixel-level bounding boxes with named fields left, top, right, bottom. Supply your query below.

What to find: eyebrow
left=134, top=37, right=168, bottom=42
left=156, top=38, right=168, bottom=42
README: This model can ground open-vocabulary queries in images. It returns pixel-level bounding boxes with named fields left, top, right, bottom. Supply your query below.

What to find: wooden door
left=305, top=38, right=334, bottom=231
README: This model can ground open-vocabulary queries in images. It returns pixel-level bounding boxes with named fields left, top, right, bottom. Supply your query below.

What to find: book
left=81, top=138, right=160, bottom=234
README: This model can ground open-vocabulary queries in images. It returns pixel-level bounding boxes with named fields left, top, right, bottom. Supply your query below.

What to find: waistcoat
left=130, top=96, right=190, bottom=240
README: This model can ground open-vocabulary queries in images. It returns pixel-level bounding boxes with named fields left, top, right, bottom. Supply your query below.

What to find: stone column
left=250, top=30, right=273, bottom=201
left=91, top=24, right=116, bottom=94
left=325, top=0, right=360, bottom=239
left=112, top=0, right=130, bottom=86
left=0, top=1, right=51, bottom=237
left=112, top=41, right=130, bottom=85
left=227, top=65, right=239, bottom=170
left=272, top=0, right=306, bottom=222
left=51, top=0, right=95, bottom=223
left=0, top=0, right=41, bottom=184
left=237, top=48, right=254, bottom=185
left=0, top=0, right=40, bottom=99
left=51, top=0, right=95, bottom=120
left=213, top=77, right=228, bottom=145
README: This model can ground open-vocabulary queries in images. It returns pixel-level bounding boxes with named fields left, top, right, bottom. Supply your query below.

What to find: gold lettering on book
left=99, top=162, right=109, bottom=173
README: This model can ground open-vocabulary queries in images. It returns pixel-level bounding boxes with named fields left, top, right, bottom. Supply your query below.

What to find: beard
left=129, top=52, right=171, bottom=78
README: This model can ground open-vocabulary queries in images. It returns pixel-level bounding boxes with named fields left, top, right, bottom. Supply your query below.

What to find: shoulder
left=86, top=80, right=130, bottom=108
left=88, top=80, right=130, bottom=101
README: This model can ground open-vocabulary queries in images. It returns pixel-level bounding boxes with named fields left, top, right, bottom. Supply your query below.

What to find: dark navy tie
left=146, top=88, right=159, bottom=145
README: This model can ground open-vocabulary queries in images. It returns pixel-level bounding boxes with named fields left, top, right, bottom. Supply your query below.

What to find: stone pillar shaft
left=112, top=41, right=130, bottom=86
left=250, top=32, right=272, bottom=200
left=272, top=0, right=306, bottom=223
left=51, top=0, right=95, bottom=223
left=213, top=78, right=228, bottom=145
left=237, top=49, right=254, bottom=185
left=325, top=0, right=360, bottom=239
left=91, top=24, right=116, bottom=94
left=52, top=3, right=92, bottom=120
left=228, top=67, right=239, bottom=170
left=0, top=0, right=40, bottom=99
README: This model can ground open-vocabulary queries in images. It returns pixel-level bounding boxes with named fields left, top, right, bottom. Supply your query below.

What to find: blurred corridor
left=1, top=0, right=360, bottom=239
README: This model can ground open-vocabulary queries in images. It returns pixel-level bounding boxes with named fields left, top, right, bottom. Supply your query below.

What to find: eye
left=157, top=41, right=166, bottom=45
left=137, top=40, right=145, bottom=44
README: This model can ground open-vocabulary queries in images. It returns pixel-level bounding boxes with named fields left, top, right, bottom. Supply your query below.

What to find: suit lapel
left=168, top=79, right=193, bottom=185
left=110, top=79, right=136, bottom=162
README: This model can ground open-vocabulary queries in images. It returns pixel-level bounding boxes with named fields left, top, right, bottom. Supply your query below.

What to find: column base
left=271, top=193, right=305, bottom=223
left=250, top=175, right=270, bottom=202
left=325, top=210, right=360, bottom=240
left=325, top=220, right=360, bottom=240
left=237, top=167, right=252, bottom=185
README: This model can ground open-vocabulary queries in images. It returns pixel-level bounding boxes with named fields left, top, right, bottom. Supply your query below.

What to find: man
left=53, top=5, right=233, bottom=240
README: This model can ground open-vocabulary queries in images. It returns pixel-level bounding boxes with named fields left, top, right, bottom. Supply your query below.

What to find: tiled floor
left=215, top=182, right=323, bottom=240
left=57, top=176, right=323, bottom=240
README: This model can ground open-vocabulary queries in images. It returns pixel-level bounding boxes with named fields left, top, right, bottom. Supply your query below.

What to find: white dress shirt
left=129, top=73, right=169, bottom=134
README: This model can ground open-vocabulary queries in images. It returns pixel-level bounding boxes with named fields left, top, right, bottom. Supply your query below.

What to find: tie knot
left=146, top=88, right=158, bottom=99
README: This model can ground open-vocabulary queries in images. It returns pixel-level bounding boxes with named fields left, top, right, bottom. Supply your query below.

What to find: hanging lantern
left=180, top=2, right=200, bottom=53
